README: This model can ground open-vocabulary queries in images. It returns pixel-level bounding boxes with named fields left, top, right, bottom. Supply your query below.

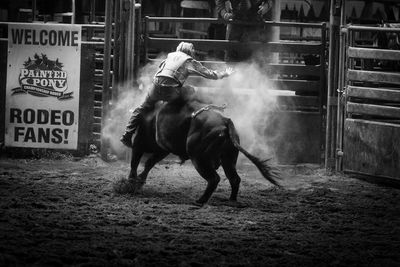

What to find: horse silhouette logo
left=12, top=53, right=73, bottom=100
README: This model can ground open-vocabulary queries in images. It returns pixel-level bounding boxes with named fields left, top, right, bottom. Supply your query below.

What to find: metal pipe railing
left=126, top=0, right=136, bottom=82
left=71, top=0, right=76, bottom=24
left=100, top=0, right=113, bottom=160
left=347, top=25, right=400, bottom=33
left=325, top=0, right=340, bottom=171
left=319, top=22, right=327, bottom=166
left=32, top=0, right=37, bottom=22
left=335, top=2, right=347, bottom=172
left=0, top=22, right=105, bottom=28
left=145, top=16, right=326, bottom=29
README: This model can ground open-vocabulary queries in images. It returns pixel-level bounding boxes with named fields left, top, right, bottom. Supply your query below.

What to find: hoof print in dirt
left=226, top=200, right=247, bottom=208
left=113, top=178, right=144, bottom=195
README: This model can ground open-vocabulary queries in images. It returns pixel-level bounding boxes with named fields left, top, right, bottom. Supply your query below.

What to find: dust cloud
left=102, top=57, right=282, bottom=162
left=100, top=60, right=160, bottom=154
left=195, top=61, right=281, bottom=161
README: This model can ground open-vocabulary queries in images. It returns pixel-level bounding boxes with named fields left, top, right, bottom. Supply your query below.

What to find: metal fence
left=338, top=24, right=400, bottom=180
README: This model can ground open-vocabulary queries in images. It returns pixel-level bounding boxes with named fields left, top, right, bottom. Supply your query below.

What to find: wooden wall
left=0, top=40, right=6, bottom=147
left=77, top=44, right=95, bottom=154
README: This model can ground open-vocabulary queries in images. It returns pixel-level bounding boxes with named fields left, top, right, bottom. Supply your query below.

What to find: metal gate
left=338, top=25, right=400, bottom=180
left=99, top=0, right=141, bottom=159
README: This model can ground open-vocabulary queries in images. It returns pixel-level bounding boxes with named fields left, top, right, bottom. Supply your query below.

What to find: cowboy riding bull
left=120, top=42, right=280, bottom=206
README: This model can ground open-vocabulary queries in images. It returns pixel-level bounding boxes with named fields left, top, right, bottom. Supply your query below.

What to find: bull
left=127, top=96, right=280, bottom=206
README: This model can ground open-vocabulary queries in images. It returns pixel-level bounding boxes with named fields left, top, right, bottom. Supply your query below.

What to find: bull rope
left=191, top=104, right=227, bottom=118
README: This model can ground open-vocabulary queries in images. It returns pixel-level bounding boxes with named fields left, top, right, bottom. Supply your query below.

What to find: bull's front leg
left=137, top=151, right=169, bottom=184
left=190, top=157, right=221, bottom=206
left=129, top=145, right=144, bottom=181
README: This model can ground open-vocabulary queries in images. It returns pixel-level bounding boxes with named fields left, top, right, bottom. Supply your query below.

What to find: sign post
left=5, top=23, right=82, bottom=149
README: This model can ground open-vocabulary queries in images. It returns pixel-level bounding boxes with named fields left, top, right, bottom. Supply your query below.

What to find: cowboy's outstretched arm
left=188, top=59, right=233, bottom=79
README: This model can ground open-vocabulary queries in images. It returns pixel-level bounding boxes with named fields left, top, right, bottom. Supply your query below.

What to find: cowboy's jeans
left=122, top=80, right=195, bottom=137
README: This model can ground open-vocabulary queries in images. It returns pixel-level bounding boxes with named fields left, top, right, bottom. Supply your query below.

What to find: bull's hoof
left=226, top=200, right=247, bottom=208
left=114, top=178, right=139, bottom=195
left=129, top=179, right=145, bottom=191
left=137, top=175, right=147, bottom=185
left=192, top=200, right=205, bottom=207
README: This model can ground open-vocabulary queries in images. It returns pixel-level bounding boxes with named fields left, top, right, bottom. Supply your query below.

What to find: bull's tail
left=226, top=119, right=281, bottom=187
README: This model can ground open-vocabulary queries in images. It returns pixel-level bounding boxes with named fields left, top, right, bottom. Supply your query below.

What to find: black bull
left=128, top=98, right=280, bottom=205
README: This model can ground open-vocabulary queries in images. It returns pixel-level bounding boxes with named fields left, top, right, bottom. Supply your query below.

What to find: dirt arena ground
left=0, top=155, right=399, bottom=267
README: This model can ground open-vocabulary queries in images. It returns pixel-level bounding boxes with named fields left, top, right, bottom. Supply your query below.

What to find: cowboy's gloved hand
left=224, top=67, right=235, bottom=77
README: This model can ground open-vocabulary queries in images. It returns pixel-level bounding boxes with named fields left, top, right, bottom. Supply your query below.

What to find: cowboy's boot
left=120, top=110, right=142, bottom=148
left=120, top=132, right=133, bottom=148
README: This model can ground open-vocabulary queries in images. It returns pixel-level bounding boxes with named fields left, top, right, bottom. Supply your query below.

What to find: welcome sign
left=5, top=23, right=81, bottom=149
